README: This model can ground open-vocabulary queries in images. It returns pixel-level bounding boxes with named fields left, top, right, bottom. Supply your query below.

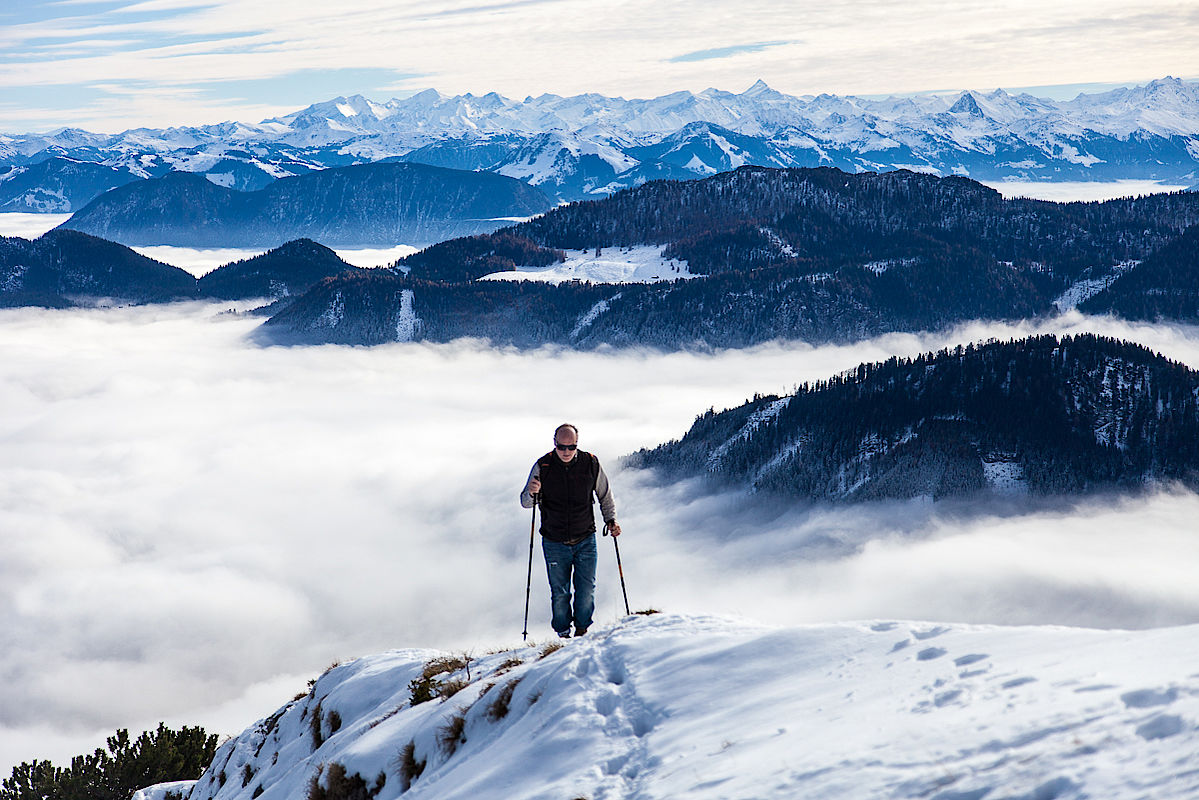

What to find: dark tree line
left=0, top=230, right=195, bottom=306
left=1, top=724, right=218, bottom=800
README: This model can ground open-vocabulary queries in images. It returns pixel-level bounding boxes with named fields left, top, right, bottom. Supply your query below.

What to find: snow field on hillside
left=158, top=614, right=1198, bottom=800
left=479, top=246, right=696, bottom=284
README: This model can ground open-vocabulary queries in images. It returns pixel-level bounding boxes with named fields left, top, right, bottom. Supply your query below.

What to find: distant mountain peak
left=742, top=78, right=778, bottom=97
left=948, top=92, right=984, bottom=116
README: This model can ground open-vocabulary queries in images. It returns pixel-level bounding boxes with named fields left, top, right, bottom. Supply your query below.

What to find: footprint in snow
left=1121, top=687, right=1178, bottom=708
left=912, top=626, right=951, bottom=641
left=917, top=647, right=948, bottom=661
left=953, top=653, right=989, bottom=667
left=1135, top=714, right=1186, bottom=740
left=595, top=687, right=619, bottom=717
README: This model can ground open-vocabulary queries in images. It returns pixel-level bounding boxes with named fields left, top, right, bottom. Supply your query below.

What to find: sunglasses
left=554, top=442, right=578, bottom=451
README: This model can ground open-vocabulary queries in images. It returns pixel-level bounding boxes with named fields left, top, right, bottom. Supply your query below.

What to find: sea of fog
left=2, top=301, right=1199, bottom=775
left=0, top=213, right=415, bottom=273
left=980, top=179, right=1192, bottom=202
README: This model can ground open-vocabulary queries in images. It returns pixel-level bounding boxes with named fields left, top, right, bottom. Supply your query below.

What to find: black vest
left=538, top=450, right=598, bottom=544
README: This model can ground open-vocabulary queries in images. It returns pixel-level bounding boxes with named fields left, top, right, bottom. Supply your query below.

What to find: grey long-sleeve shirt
left=520, top=455, right=617, bottom=524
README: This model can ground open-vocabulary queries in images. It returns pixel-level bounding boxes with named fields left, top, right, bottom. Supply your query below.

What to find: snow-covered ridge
left=245, top=77, right=1199, bottom=142
left=151, top=613, right=1199, bottom=800
left=6, top=78, right=1199, bottom=211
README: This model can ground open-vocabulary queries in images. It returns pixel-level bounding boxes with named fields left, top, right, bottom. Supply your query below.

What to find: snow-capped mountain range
left=3, top=78, right=1199, bottom=209
left=132, top=613, right=1199, bottom=800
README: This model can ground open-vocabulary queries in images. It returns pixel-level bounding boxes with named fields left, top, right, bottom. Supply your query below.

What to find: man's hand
left=528, top=477, right=541, bottom=494
left=605, top=520, right=622, bottom=537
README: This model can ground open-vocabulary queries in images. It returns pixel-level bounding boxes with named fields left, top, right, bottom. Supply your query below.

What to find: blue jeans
left=542, top=536, right=596, bottom=634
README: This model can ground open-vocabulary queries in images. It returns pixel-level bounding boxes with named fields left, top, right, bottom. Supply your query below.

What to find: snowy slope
left=146, top=613, right=1199, bottom=800
left=478, top=246, right=695, bottom=284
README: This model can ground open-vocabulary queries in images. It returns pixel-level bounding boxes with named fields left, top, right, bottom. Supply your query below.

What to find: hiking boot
left=556, top=630, right=572, bottom=639
left=573, top=626, right=588, bottom=637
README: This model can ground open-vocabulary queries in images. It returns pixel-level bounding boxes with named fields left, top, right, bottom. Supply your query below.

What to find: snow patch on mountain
left=708, top=398, right=791, bottom=469
left=982, top=453, right=1028, bottom=495
left=1054, top=261, right=1140, bottom=311
left=145, top=613, right=1199, bottom=800
left=863, top=257, right=919, bottom=275
left=570, top=292, right=622, bottom=339
left=479, top=246, right=695, bottom=284
left=395, top=289, right=420, bottom=342
left=317, top=291, right=344, bottom=328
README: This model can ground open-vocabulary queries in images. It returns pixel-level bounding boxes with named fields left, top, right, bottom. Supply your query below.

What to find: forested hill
left=0, top=229, right=195, bottom=306
left=1079, top=225, right=1199, bottom=320
left=0, top=233, right=365, bottom=307
left=263, top=167, right=1199, bottom=348
left=626, top=334, right=1199, bottom=502
left=59, top=162, right=555, bottom=248
left=197, top=238, right=360, bottom=301
left=400, top=166, right=1199, bottom=285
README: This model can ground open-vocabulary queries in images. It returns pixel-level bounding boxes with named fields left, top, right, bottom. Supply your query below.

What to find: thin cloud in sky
left=668, top=40, right=794, bottom=64
left=1, top=0, right=1196, bottom=130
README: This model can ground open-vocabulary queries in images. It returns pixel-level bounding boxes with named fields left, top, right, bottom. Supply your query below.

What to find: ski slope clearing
left=144, top=613, right=1198, bottom=800
left=478, top=245, right=696, bottom=284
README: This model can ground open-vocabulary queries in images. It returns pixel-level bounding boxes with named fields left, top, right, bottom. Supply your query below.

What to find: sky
left=1, top=300, right=1198, bottom=777
left=1, top=0, right=1198, bottom=132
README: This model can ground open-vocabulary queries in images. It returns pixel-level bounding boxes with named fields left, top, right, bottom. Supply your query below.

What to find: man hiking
left=520, top=423, right=621, bottom=638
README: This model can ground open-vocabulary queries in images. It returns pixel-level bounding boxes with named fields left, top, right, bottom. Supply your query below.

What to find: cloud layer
left=1, top=303, right=1198, bottom=775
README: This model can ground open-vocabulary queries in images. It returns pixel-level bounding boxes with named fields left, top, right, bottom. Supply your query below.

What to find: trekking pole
left=522, top=494, right=537, bottom=641
left=606, top=526, right=631, bottom=616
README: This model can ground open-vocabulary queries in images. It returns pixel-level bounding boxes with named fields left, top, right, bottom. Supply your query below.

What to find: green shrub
left=0, top=723, right=220, bottom=800
left=408, top=655, right=472, bottom=706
